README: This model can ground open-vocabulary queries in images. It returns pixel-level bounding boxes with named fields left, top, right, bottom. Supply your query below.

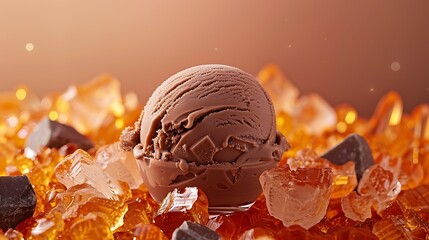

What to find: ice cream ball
left=121, top=64, right=289, bottom=207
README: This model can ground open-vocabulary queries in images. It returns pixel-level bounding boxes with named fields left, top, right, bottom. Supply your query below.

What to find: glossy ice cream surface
left=121, top=64, right=288, bottom=207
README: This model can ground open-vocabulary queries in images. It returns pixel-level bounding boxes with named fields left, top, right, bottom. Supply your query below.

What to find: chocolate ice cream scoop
left=121, top=64, right=289, bottom=207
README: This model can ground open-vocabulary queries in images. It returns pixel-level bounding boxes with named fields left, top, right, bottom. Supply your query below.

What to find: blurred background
left=0, top=0, right=428, bottom=117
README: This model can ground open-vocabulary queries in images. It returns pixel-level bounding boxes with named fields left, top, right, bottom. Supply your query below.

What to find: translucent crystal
left=154, top=187, right=209, bottom=238
left=54, top=75, right=123, bottom=135
left=412, top=104, right=429, bottom=141
left=133, top=224, right=168, bottom=240
left=63, top=213, right=113, bottom=240
left=275, top=225, right=323, bottom=240
left=95, top=142, right=142, bottom=189
left=30, top=211, right=65, bottom=240
left=286, top=149, right=357, bottom=199
left=373, top=216, right=413, bottom=240
left=259, top=165, right=333, bottom=229
left=397, top=184, right=429, bottom=212
left=341, top=192, right=373, bottom=222
left=239, top=227, right=276, bottom=240
left=293, top=94, right=337, bottom=135
left=327, top=227, right=378, bottom=240
left=55, top=149, right=123, bottom=200
left=257, top=64, right=299, bottom=114
left=367, top=91, right=403, bottom=135
left=52, top=183, right=129, bottom=230
left=357, top=165, right=401, bottom=213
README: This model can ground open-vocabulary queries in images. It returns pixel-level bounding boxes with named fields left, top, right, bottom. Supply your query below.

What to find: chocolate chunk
left=0, top=175, right=37, bottom=230
left=25, top=117, right=94, bottom=155
left=172, top=221, right=220, bottom=240
left=321, top=133, right=375, bottom=181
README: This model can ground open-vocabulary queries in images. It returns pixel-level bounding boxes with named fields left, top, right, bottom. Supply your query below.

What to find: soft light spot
left=336, top=122, right=347, bottom=133
left=49, top=111, right=59, bottom=121
left=111, top=101, right=124, bottom=117
left=115, top=118, right=124, bottom=129
left=391, top=61, right=400, bottom=72
left=288, top=44, right=292, bottom=48
left=6, top=116, right=19, bottom=127
left=25, top=43, right=34, bottom=52
left=214, top=47, right=218, bottom=51
left=389, top=104, right=402, bottom=126
left=344, top=111, right=356, bottom=124
left=16, top=88, right=27, bottom=100
left=124, top=92, right=138, bottom=110
left=370, top=88, right=374, bottom=92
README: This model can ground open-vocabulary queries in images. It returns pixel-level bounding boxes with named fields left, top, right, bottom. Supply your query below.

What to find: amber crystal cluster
left=0, top=67, right=428, bottom=239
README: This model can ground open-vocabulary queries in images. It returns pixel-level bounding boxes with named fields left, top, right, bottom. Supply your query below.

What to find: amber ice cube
left=63, top=213, right=113, bottom=240
left=54, top=75, right=124, bottom=135
left=95, top=142, right=143, bottom=189
left=357, top=165, right=401, bottom=213
left=154, top=187, right=209, bottom=238
left=259, top=164, right=333, bottom=229
left=132, top=224, right=168, bottom=240
left=341, top=191, right=373, bottom=222
left=293, top=93, right=337, bottom=135
left=367, top=91, right=403, bottom=135
left=55, top=149, right=124, bottom=200
left=286, top=148, right=357, bottom=199
left=257, top=64, right=299, bottom=114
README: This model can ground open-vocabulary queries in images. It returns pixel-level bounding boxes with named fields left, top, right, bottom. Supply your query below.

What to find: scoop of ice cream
left=121, top=64, right=289, bottom=207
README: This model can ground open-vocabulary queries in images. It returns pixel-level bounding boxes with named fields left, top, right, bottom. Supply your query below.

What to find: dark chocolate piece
left=321, top=133, right=375, bottom=181
left=25, top=117, right=94, bottom=155
left=0, top=175, right=37, bottom=230
left=172, top=221, right=220, bottom=240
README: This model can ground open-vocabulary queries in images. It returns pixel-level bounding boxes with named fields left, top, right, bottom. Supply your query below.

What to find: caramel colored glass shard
left=30, top=211, right=65, bottom=240
left=286, top=149, right=357, bottom=199
left=54, top=75, right=123, bottom=135
left=59, top=183, right=129, bottom=230
left=397, top=184, right=429, bottom=212
left=259, top=165, right=332, bottom=229
left=357, top=165, right=401, bottom=213
left=372, top=216, right=413, bottom=240
left=95, top=142, right=143, bottom=189
left=154, top=187, right=209, bottom=238
left=63, top=213, right=113, bottom=240
left=341, top=192, right=372, bottom=222
left=367, top=91, right=403, bottom=135
left=257, top=64, right=299, bottom=114
left=321, top=133, right=374, bottom=181
left=3, top=229, right=24, bottom=240
left=133, top=224, right=168, bottom=240
left=55, top=149, right=123, bottom=200
left=412, top=104, right=429, bottom=141
left=330, top=161, right=358, bottom=199
left=275, top=225, right=323, bottom=240
left=293, top=94, right=337, bottom=135
left=239, top=227, right=276, bottom=240
left=327, top=227, right=378, bottom=240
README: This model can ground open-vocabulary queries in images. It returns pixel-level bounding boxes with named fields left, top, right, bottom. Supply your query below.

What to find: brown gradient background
left=0, top=1, right=428, bottom=117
